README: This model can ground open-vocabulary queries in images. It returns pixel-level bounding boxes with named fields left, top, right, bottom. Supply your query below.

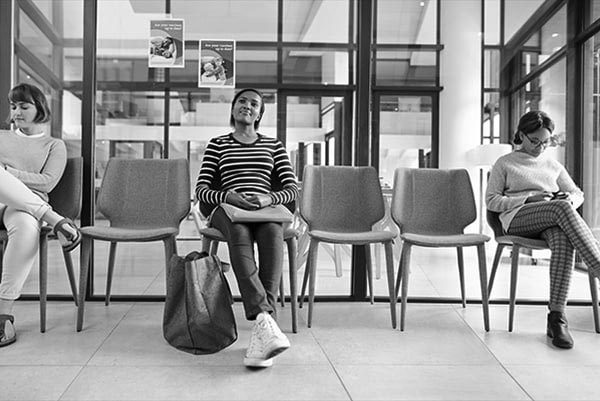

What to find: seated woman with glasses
left=486, top=110, right=600, bottom=350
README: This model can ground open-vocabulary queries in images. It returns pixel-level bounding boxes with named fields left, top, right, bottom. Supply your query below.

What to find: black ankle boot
left=547, top=311, right=574, bottom=349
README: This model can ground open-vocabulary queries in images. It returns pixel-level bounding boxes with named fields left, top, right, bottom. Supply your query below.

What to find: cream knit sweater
left=485, top=150, right=584, bottom=231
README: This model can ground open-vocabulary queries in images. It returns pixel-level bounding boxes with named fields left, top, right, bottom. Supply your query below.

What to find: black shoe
left=546, top=311, right=574, bottom=349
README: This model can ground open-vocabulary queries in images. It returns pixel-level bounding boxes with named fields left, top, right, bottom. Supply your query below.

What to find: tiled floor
left=5, top=218, right=600, bottom=400
left=2, top=301, right=600, bottom=400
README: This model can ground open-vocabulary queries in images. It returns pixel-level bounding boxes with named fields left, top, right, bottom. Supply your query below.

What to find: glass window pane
left=483, top=92, right=500, bottom=142
left=504, top=0, right=544, bottom=43
left=377, top=0, right=436, bottom=44
left=484, top=0, right=500, bottom=45
left=540, top=5, right=566, bottom=60
left=283, top=0, right=349, bottom=43
left=592, top=0, right=600, bottom=26
left=18, top=9, right=55, bottom=72
left=375, top=50, right=437, bottom=86
left=582, top=32, right=600, bottom=239
left=484, top=49, right=500, bottom=88
left=172, top=0, right=277, bottom=41
left=282, top=48, right=349, bottom=85
left=516, top=58, right=566, bottom=164
left=378, top=95, right=432, bottom=186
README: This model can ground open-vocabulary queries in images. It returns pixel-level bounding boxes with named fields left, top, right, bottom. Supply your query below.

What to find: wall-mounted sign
left=198, top=39, right=235, bottom=88
left=149, top=19, right=185, bottom=68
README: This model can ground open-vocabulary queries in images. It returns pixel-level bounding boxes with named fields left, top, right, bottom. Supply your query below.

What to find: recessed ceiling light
left=552, top=33, right=559, bottom=38
left=420, top=1, right=425, bottom=6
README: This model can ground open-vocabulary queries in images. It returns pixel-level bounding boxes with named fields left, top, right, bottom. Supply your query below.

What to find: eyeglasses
left=523, top=133, right=554, bottom=148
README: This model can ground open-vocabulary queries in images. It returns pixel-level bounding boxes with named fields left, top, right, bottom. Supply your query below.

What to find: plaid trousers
left=507, top=200, right=600, bottom=312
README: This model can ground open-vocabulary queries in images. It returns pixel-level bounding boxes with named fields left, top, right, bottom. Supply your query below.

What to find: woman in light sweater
left=0, top=83, right=81, bottom=348
left=486, top=110, right=600, bottom=349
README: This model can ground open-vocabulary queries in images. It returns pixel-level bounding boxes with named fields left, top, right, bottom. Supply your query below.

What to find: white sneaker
left=243, top=312, right=290, bottom=368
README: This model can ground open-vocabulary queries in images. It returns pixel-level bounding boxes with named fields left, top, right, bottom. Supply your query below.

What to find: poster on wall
left=198, top=39, right=235, bottom=88
left=148, top=19, right=185, bottom=68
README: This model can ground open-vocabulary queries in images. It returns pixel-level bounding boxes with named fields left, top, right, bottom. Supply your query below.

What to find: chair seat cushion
left=200, top=226, right=299, bottom=242
left=401, top=233, right=490, bottom=247
left=496, top=235, right=548, bottom=249
left=80, top=226, right=178, bottom=242
left=308, top=229, right=396, bottom=245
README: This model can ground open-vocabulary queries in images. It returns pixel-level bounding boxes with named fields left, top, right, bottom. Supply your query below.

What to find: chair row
left=23, top=159, right=598, bottom=337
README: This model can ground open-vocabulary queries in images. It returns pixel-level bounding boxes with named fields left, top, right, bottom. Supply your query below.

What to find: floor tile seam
left=56, top=304, right=140, bottom=401
left=452, top=307, right=535, bottom=401
left=308, top=328, right=354, bottom=401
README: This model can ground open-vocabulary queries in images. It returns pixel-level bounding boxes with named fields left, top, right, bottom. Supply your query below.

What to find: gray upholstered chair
left=299, top=165, right=397, bottom=328
left=76, top=158, right=190, bottom=332
left=487, top=210, right=600, bottom=333
left=390, top=168, right=490, bottom=331
left=0, top=157, right=82, bottom=332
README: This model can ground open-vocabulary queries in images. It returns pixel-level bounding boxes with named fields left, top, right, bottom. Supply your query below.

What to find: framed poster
left=149, top=19, right=185, bottom=68
left=198, top=39, right=235, bottom=88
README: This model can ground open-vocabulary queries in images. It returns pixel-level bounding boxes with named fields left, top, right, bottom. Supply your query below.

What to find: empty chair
left=0, top=157, right=82, bottom=332
left=77, top=158, right=190, bottom=331
left=391, top=168, right=490, bottom=331
left=487, top=210, right=600, bottom=332
left=299, top=165, right=397, bottom=328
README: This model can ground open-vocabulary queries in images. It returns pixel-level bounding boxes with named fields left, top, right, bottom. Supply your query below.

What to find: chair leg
left=588, top=271, right=600, bottom=334
left=334, top=244, right=343, bottom=277
left=77, top=237, right=92, bottom=332
left=365, top=244, right=374, bottom=304
left=286, top=237, right=298, bottom=333
left=307, top=238, right=320, bottom=328
left=279, top=277, right=285, bottom=307
left=39, top=234, right=48, bottom=333
left=105, top=242, right=118, bottom=306
left=456, top=247, right=466, bottom=308
left=62, top=249, right=78, bottom=306
left=299, top=249, right=311, bottom=309
left=488, top=244, right=505, bottom=296
left=509, top=245, right=520, bottom=332
left=163, top=235, right=177, bottom=278
left=384, top=241, right=397, bottom=329
left=399, top=243, right=412, bottom=331
left=477, top=244, right=490, bottom=332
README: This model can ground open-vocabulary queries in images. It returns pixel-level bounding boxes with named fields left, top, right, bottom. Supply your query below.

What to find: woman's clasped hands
left=226, top=191, right=273, bottom=210
left=526, top=191, right=572, bottom=204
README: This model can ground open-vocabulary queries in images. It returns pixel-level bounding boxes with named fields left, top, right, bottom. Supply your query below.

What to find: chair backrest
left=97, top=158, right=191, bottom=229
left=486, top=210, right=505, bottom=238
left=390, top=168, right=476, bottom=235
left=300, top=165, right=385, bottom=232
left=48, top=157, right=83, bottom=220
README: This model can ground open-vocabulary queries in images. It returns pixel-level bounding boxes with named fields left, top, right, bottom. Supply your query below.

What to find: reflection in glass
left=378, top=96, right=432, bottom=187
left=282, top=48, right=349, bottom=85
left=375, top=50, right=437, bottom=86
left=377, top=0, right=436, bottom=44
left=283, top=0, right=349, bottom=43
left=19, top=11, right=54, bottom=71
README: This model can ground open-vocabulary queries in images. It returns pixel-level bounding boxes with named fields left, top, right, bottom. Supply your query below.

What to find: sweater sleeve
left=485, top=159, right=528, bottom=212
left=195, top=138, right=227, bottom=204
left=268, top=141, right=299, bottom=205
left=6, top=139, right=66, bottom=194
left=557, top=164, right=584, bottom=209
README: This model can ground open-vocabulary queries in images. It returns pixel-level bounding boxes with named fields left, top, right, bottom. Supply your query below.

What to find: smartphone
left=552, top=191, right=568, bottom=200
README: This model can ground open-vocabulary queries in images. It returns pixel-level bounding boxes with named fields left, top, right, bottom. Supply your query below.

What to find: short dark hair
left=513, top=110, right=554, bottom=145
left=8, top=83, right=51, bottom=124
left=229, top=88, right=265, bottom=130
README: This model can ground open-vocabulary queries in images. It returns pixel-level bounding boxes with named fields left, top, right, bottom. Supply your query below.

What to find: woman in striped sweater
left=486, top=110, right=600, bottom=349
left=196, top=88, right=299, bottom=368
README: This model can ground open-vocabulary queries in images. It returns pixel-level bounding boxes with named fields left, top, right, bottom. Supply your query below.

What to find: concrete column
left=439, top=0, right=482, bottom=169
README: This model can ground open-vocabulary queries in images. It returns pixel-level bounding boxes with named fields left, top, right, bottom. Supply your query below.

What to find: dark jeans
left=211, top=207, right=284, bottom=321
